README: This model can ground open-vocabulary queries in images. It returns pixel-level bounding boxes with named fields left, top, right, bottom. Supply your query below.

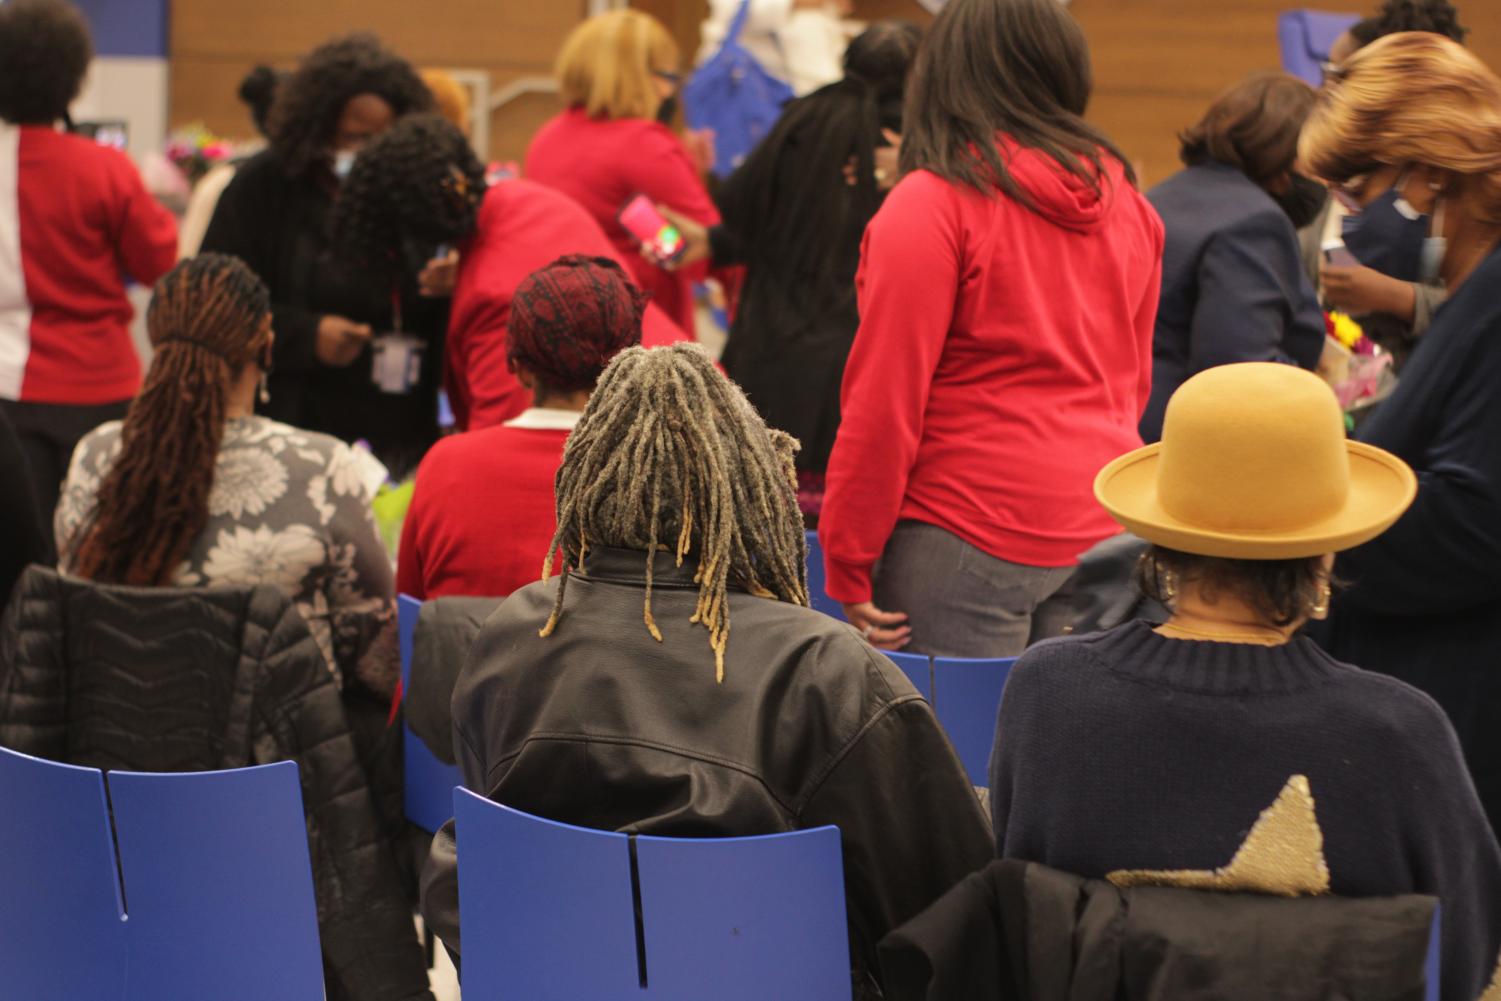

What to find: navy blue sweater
left=990, top=621, right=1501, bottom=1001
left=1141, top=162, right=1326, bottom=442
left=1319, top=245, right=1501, bottom=842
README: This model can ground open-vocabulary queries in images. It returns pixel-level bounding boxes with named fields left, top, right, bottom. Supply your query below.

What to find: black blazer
left=1140, top=162, right=1325, bottom=442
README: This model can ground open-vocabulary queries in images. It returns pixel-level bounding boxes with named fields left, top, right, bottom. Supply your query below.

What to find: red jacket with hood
left=819, top=144, right=1164, bottom=604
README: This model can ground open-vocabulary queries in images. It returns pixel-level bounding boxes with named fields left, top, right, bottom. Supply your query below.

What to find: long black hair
left=899, top=0, right=1135, bottom=210
left=332, top=113, right=488, bottom=282
left=267, top=33, right=433, bottom=178
left=718, top=20, right=921, bottom=314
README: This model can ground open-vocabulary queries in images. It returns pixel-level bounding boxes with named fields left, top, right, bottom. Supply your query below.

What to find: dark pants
left=0, top=399, right=130, bottom=550
left=873, top=521, right=1073, bottom=659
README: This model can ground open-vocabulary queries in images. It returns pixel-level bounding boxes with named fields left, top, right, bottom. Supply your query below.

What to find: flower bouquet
left=164, top=122, right=237, bottom=188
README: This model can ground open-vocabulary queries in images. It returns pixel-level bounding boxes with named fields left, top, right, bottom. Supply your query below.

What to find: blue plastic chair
left=0, top=746, right=127, bottom=1000
left=454, top=789, right=641, bottom=1000
left=803, top=531, right=847, bottom=621
left=108, top=762, right=323, bottom=1001
left=636, top=826, right=849, bottom=1000
left=454, top=790, right=852, bottom=1000
left=931, top=656, right=1016, bottom=787
left=885, top=650, right=932, bottom=701
left=399, top=593, right=464, bottom=833
left=1278, top=10, right=1360, bottom=86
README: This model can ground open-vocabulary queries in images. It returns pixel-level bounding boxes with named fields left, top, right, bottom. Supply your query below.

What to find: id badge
left=371, top=334, right=424, bottom=395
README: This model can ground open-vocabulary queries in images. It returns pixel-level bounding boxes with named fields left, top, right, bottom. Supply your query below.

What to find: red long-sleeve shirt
left=820, top=146, right=1164, bottom=604
left=524, top=108, right=721, bottom=334
left=396, top=414, right=573, bottom=600
left=447, top=178, right=690, bottom=431
left=0, top=124, right=177, bottom=403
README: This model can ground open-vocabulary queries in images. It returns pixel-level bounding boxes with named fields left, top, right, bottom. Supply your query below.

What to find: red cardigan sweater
left=524, top=108, right=721, bottom=334
left=396, top=415, right=573, bottom=600
left=448, top=179, right=690, bottom=431
left=820, top=147, right=1164, bottom=604
left=0, top=124, right=176, bottom=403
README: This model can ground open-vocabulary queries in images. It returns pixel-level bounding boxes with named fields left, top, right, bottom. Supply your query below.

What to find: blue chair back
left=931, top=656, right=1016, bottom=787
left=454, top=790, right=851, bottom=1001
left=108, top=762, right=323, bottom=1001
left=1277, top=10, right=1360, bottom=86
left=0, top=746, right=127, bottom=1000
left=636, top=827, right=849, bottom=1001
left=454, top=789, right=640, bottom=1000
left=400, top=593, right=464, bottom=833
left=804, top=531, right=847, bottom=621
left=0, top=748, right=321, bottom=1000
left=884, top=650, right=931, bottom=701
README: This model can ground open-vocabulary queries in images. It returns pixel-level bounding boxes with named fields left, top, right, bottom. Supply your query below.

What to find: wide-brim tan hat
left=1096, top=363, right=1417, bottom=560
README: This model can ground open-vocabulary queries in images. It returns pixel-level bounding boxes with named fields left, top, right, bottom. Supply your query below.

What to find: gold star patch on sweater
left=1107, top=775, right=1332, bottom=897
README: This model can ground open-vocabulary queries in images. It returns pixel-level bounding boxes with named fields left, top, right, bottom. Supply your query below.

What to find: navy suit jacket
left=1140, top=162, right=1325, bottom=442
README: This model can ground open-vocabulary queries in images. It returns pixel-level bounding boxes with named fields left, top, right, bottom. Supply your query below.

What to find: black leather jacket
left=419, top=547, right=993, bottom=988
left=0, top=568, right=432, bottom=1001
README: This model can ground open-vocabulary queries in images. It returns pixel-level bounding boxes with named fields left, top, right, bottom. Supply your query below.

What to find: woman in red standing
left=525, top=9, right=720, bottom=334
left=819, top=0, right=1164, bottom=658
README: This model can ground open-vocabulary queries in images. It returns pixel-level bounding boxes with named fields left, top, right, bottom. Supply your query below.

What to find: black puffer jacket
left=0, top=567, right=432, bottom=1001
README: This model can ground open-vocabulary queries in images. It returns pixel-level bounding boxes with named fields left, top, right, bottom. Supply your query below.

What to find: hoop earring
left=1309, top=580, right=1332, bottom=620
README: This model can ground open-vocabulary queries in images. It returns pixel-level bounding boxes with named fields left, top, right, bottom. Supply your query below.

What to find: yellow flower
left=1329, top=311, right=1365, bottom=350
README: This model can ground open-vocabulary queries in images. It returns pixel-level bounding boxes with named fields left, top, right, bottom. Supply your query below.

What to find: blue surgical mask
left=332, top=149, right=357, bottom=180
left=1341, top=174, right=1447, bottom=285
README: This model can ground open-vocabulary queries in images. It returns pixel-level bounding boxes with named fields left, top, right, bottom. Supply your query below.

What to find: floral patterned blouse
left=56, top=416, right=399, bottom=696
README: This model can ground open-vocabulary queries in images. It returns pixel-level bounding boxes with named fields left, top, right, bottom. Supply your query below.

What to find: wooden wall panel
left=169, top=0, right=583, bottom=163
left=171, top=0, right=1501, bottom=179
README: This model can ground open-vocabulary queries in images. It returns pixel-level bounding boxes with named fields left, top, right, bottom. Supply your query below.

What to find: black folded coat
left=881, top=859, right=1437, bottom=1001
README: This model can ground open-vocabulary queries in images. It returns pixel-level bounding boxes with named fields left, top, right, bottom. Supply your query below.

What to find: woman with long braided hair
left=58, top=254, right=402, bottom=700
left=420, top=343, right=991, bottom=996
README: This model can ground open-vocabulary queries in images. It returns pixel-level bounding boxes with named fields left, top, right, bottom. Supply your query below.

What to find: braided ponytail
left=70, top=254, right=271, bottom=585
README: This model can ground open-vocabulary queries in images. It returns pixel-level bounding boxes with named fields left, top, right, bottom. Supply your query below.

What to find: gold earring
left=1310, top=580, right=1332, bottom=620
left=1160, top=566, right=1179, bottom=604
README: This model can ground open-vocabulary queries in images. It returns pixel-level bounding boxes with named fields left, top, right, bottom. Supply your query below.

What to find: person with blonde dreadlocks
left=419, top=342, right=991, bottom=993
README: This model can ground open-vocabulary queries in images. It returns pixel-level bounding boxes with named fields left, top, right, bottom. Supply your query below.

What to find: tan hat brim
left=1094, top=441, right=1418, bottom=559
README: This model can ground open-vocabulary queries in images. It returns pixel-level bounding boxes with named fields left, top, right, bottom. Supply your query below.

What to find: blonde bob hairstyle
left=1301, top=32, right=1501, bottom=224
left=556, top=10, right=679, bottom=121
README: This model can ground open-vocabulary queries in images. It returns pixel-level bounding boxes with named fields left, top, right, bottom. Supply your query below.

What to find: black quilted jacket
left=0, top=567, right=432, bottom=1001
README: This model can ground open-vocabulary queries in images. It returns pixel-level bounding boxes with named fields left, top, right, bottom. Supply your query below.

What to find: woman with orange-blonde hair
left=1301, top=32, right=1501, bottom=839
left=525, top=9, right=720, bottom=333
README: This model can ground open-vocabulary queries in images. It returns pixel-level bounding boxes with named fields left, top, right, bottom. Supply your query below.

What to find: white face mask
left=332, top=149, right=357, bottom=180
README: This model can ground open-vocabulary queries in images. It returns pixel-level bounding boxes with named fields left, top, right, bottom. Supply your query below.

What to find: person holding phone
left=818, top=0, right=1163, bottom=658
left=647, top=21, right=922, bottom=524
left=525, top=9, right=721, bottom=335
left=0, top=0, right=177, bottom=541
left=1302, top=31, right=1501, bottom=838
left=1137, top=71, right=1328, bottom=444
left=334, top=115, right=691, bottom=433
left=201, top=33, right=443, bottom=477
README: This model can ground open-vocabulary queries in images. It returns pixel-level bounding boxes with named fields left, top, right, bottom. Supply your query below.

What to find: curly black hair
left=332, top=113, right=487, bottom=281
left=1369, top=0, right=1468, bottom=43
left=0, top=0, right=92, bottom=125
left=267, top=33, right=433, bottom=178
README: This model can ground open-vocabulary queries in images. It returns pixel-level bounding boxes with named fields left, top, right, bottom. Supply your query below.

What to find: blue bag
left=683, top=0, right=795, bottom=177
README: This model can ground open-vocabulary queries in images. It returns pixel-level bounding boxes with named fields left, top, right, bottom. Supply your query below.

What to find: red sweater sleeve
left=819, top=175, right=962, bottom=604
left=626, top=130, right=721, bottom=284
left=107, top=151, right=177, bottom=285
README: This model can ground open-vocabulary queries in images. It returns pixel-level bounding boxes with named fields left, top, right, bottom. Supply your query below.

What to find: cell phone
left=74, top=119, right=129, bottom=151
left=619, top=195, right=685, bottom=265
left=1322, top=239, right=1360, bottom=269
